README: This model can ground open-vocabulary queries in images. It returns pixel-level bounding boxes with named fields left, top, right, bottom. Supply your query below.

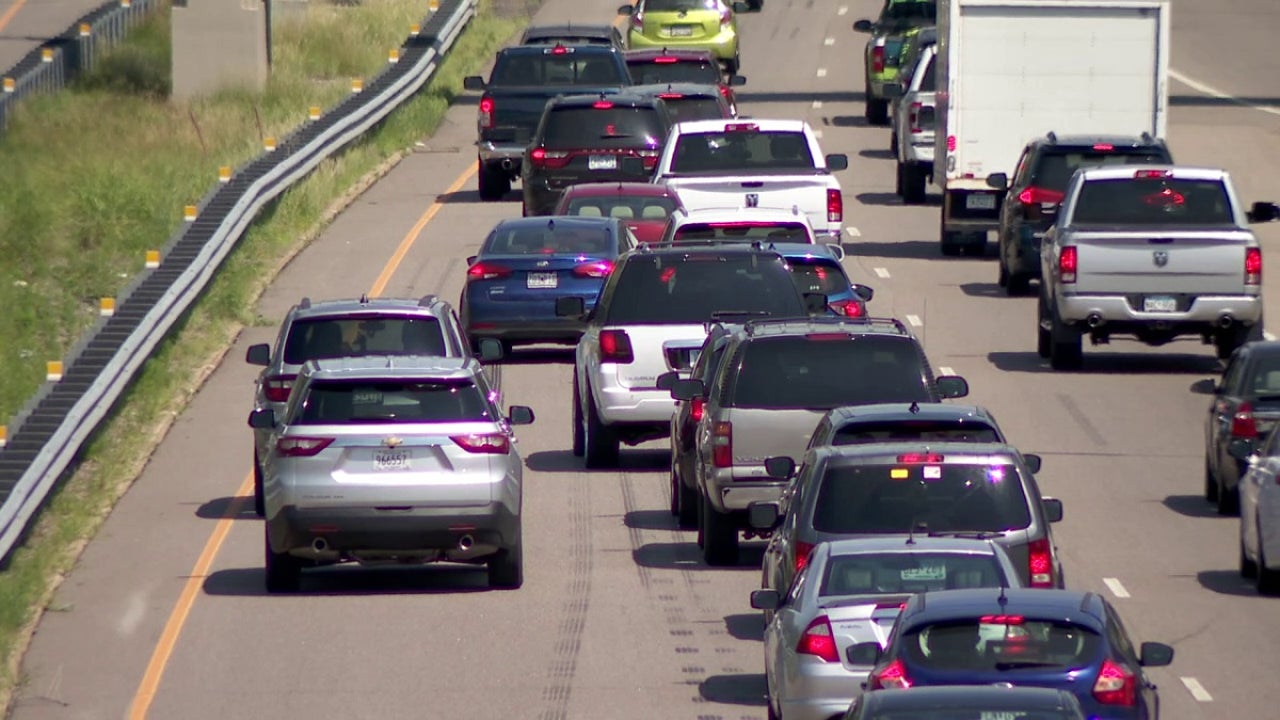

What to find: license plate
left=668, top=25, right=694, bottom=37
left=374, top=449, right=409, bottom=471
left=527, top=272, right=558, bottom=289
left=588, top=154, right=617, bottom=171
left=901, top=563, right=947, bottom=581
left=1143, top=295, right=1177, bottom=312
left=966, top=193, right=996, bottom=210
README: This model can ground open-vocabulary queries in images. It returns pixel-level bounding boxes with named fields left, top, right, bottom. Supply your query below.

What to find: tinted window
left=812, top=462, right=1032, bottom=534
left=920, top=55, right=936, bottom=91
left=604, top=254, right=804, bottom=324
left=673, top=221, right=810, bottom=243
left=283, top=317, right=446, bottom=363
left=523, top=33, right=612, bottom=46
left=883, top=1, right=937, bottom=22
left=820, top=552, right=1007, bottom=596
left=1246, top=354, right=1280, bottom=397
left=543, top=107, right=666, bottom=150
left=672, top=130, right=815, bottom=173
left=1072, top=177, right=1233, bottom=225
left=1031, top=150, right=1169, bottom=191
left=730, top=336, right=933, bottom=409
left=645, top=0, right=722, bottom=10
left=865, top=708, right=1080, bottom=720
left=565, top=195, right=677, bottom=220
left=661, top=96, right=729, bottom=123
left=483, top=225, right=614, bottom=255
left=788, top=258, right=850, bottom=296
left=833, top=419, right=1002, bottom=445
left=490, top=55, right=627, bottom=86
left=296, top=380, right=492, bottom=424
left=629, top=62, right=721, bottom=86
left=902, top=619, right=1101, bottom=673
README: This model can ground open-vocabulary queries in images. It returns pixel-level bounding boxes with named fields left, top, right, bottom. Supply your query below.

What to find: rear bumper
left=594, top=379, right=681, bottom=428
left=477, top=141, right=526, bottom=166
left=778, top=666, right=869, bottom=720
left=704, top=474, right=787, bottom=514
left=267, top=502, right=520, bottom=557
left=627, top=30, right=738, bottom=61
left=1057, top=293, right=1263, bottom=326
left=466, top=321, right=584, bottom=344
left=903, top=141, right=933, bottom=167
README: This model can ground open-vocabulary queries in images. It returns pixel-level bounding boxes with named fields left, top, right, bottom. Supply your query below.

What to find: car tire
left=253, top=449, right=265, bottom=517
left=1257, top=527, right=1280, bottom=596
left=1216, top=473, right=1240, bottom=516
left=997, top=252, right=1009, bottom=287
left=894, top=162, right=905, bottom=197
left=866, top=97, right=889, bottom=126
left=477, top=160, right=510, bottom=201
left=1049, top=310, right=1083, bottom=370
left=901, top=164, right=926, bottom=204
left=766, top=694, right=780, bottom=720
left=675, top=463, right=698, bottom=529
left=701, top=492, right=739, bottom=566
left=1036, top=293, right=1052, bottom=359
left=1007, top=272, right=1032, bottom=296
left=571, top=371, right=585, bottom=457
left=1205, top=459, right=1219, bottom=503
left=889, top=130, right=898, bottom=156
left=264, top=527, right=302, bottom=594
left=961, top=235, right=988, bottom=257
left=1241, top=530, right=1258, bottom=578
left=488, top=539, right=524, bottom=589
left=583, top=388, right=620, bottom=468
left=725, top=55, right=740, bottom=75
left=940, top=230, right=963, bottom=257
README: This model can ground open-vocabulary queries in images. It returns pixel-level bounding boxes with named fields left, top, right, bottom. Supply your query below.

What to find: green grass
left=0, top=0, right=525, bottom=708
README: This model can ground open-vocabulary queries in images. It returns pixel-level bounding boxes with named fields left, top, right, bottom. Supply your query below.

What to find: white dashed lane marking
left=905, top=315, right=922, bottom=327
left=1181, top=677, right=1214, bottom=702
left=816, top=68, right=828, bottom=78
left=1266, top=331, right=1276, bottom=342
left=824, top=37, right=835, bottom=46
left=812, top=100, right=824, bottom=109
left=814, top=129, right=824, bottom=139
left=1170, top=69, right=1280, bottom=118
left=873, top=267, right=890, bottom=279
left=844, top=226, right=861, bottom=238
left=1102, top=577, right=1130, bottom=599
left=938, top=366, right=954, bottom=376
left=838, top=6, right=848, bottom=16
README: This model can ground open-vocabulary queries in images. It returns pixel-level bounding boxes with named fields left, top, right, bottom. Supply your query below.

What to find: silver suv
left=245, top=295, right=477, bottom=516
left=888, top=42, right=936, bottom=205
left=669, top=317, right=970, bottom=566
left=246, top=355, right=533, bottom=592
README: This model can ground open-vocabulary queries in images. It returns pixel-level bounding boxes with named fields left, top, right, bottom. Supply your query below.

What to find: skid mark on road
left=1055, top=393, right=1108, bottom=447
left=538, top=475, right=593, bottom=720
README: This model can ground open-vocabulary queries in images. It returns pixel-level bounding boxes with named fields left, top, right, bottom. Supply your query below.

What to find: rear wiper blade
left=995, top=661, right=1061, bottom=671
left=710, top=310, right=771, bottom=320
left=927, top=530, right=1001, bottom=540
left=600, top=132, right=633, bottom=139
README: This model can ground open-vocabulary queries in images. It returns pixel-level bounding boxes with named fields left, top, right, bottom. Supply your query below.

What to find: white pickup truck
left=649, top=119, right=849, bottom=243
left=1038, top=165, right=1279, bottom=370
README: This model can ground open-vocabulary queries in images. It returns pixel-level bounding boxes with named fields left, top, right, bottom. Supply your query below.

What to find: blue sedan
left=461, top=216, right=636, bottom=351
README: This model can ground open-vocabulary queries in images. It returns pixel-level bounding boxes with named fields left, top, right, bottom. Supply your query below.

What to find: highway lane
left=0, top=0, right=114, bottom=74
left=10, top=0, right=1280, bottom=718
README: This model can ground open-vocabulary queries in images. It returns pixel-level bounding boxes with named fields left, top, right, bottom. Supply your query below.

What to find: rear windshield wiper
left=710, top=310, right=772, bottom=320
left=994, top=661, right=1062, bottom=671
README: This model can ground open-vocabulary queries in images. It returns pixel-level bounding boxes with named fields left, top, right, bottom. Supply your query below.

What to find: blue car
left=461, top=216, right=636, bottom=351
left=864, top=588, right=1175, bottom=720
left=770, top=242, right=875, bottom=317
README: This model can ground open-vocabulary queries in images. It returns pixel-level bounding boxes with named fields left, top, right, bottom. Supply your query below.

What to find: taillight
left=872, top=45, right=885, bottom=74
left=478, top=97, right=495, bottom=129
left=633, top=11, right=644, bottom=28
left=572, top=260, right=614, bottom=278
left=275, top=437, right=334, bottom=457
left=794, top=540, right=815, bottom=573
left=451, top=433, right=511, bottom=454
left=1028, top=537, right=1054, bottom=588
left=719, top=6, right=731, bottom=25
left=1232, top=402, right=1259, bottom=439
left=1059, top=246, right=1077, bottom=283
left=637, top=149, right=660, bottom=170
left=1246, top=247, right=1262, bottom=285
left=829, top=299, right=865, bottom=317
left=263, top=374, right=295, bottom=403
left=467, top=262, right=512, bottom=281
left=1093, top=659, right=1137, bottom=707
left=898, top=453, right=944, bottom=463
left=796, top=615, right=839, bottom=662
left=909, top=102, right=923, bottom=133
left=868, top=659, right=912, bottom=689
left=712, top=421, right=732, bottom=468
left=827, top=189, right=843, bottom=223
left=690, top=396, right=705, bottom=422
left=529, top=147, right=570, bottom=169
left=718, top=84, right=730, bottom=99
left=599, top=329, right=635, bottom=364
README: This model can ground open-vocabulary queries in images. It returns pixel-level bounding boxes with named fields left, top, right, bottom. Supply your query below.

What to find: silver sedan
left=750, top=536, right=1024, bottom=720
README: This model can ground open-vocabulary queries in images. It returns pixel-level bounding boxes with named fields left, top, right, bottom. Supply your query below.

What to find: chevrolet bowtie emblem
left=383, top=437, right=403, bottom=448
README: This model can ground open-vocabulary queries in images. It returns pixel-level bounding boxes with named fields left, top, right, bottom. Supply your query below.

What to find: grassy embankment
left=0, top=0, right=523, bottom=706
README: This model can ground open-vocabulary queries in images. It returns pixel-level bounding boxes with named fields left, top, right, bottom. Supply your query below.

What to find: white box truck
left=933, top=0, right=1170, bottom=255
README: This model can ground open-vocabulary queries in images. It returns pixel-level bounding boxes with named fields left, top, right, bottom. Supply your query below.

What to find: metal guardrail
left=0, top=0, right=478, bottom=563
left=0, top=0, right=157, bottom=132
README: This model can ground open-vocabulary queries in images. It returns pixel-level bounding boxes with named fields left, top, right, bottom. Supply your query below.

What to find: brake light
left=690, top=396, right=705, bottom=422
left=719, top=5, right=731, bottom=26
left=593, top=100, right=614, bottom=109
left=868, top=659, right=912, bottom=690
left=980, top=614, right=1025, bottom=625
left=658, top=92, right=684, bottom=99
left=1028, top=537, right=1054, bottom=587
left=573, top=260, right=614, bottom=278
left=599, top=329, right=635, bottom=364
left=829, top=299, right=865, bottom=317
left=897, top=453, right=944, bottom=463
left=827, top=188, right=843, bottom=223
left=1246, top=247, right=1262, bottom=285
left=1093, top=659, right=1137, bottom=706
left=725, top=123, right=758, bottom=132
left=1231, top=402, right=1259, bottom=439
left=654, top=56, right=678, bottom=64
left=529, top=147, right=570, bottom=169
left=796, top=615, right=839, bottom=662
left=1092, top=143, right=1115, bottom=151
left=794, top=540, right=815, bottom=573
left=872, top=45, right=885, bottom=74
left=637, top=148, right=660, bottom=170
left=1134, top=169, right=1173, bottom=179
left=467, top=262, right=512, bottom=281
left=451, top=433, right=511, bottom=454
left=275, top=437, right=334, bottom=457
left=805, top=332, right=850, bottom=341
left=633, top=11, right=643, bottom=28
left=263, top=374, right=296, bottom=403
left=1017, top=187, right=1065, bottom=207
left=718, top=84, right=730, bottom=99
left=909, top=102, right=923, bottom=133
left=549, top=44, right=569, bottom=55
left=478, top=97, right=495, bottom=129
left=712, top=421, right=733, bottom=468
left=1059, top=246, right=1077, bottom=283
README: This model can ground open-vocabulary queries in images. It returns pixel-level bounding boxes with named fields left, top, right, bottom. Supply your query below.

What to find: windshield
left=482, top=224, right=614, bottom=255
left=1032, top=150, right=1169, bottom=191
left=673, top=221, right=811, bottom=243
left=729, top=336, right=933, bottom=409
left=671, top=130, right=816, bottom=173
left=603, top=254, right=804, bottom=324
left=788, top=258, right=850, bottom=296
left=296, top=380, right=493, bottom=424
left=564, top=195, right=677, bottom=221
left=490, top=54, right=628, bottom=86
left=283, top=316, right=446, bottom=363
left=1072, top=177, right=1233, bottom=226
left=833, top=419, right=1002, bottom=445
left=821, top=552, right=1008, bottom=596
left=543, top=107, right=666, bottom=150
left=812, top=462, right=1032, bottom=534
left=903, top=618, right=1101, bottom=673
left=629, top=62, right=721, bottom=86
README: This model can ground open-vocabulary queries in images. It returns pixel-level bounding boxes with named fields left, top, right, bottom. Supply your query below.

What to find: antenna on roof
left=547, top=218, right=555, bottom=230
left=998, top=584, right=1009, bottom=607
left=359, top=293, right=368, bottom=303
left=909, top=401, right=920, bottom=414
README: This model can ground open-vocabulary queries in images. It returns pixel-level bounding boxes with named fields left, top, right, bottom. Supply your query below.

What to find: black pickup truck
left=463, top=44, right=633, bottom=200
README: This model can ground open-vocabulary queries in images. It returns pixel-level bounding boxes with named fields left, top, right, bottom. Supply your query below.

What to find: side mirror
left=747, top=501, right=782, bottom=530
left=1246, top=201, right=1280, bottom=223
left=803, top=292, right=829, bottom=314
left=1042, top=497, right=1063, bottom=523
left=656, top=371, right=680, bottom=391
left=477, top=338, right=505, bottom=362
left=245, top=343, right=271, bottom=367
left=619, top=155, right=646, bottom=176
left=934, top=375, right=969, bottom=399
left=825, top=243, right=846, bottom=261
left=732, top=1, right=750, bottom=11
left=846, top=641, right=883, bottom=666
left=728, top=74, right=747, bottom=87
left=670, top=378, right=705, bottom=401
left=986, top=172, right=1009, bottom=191
left=1189, top=378, right=1218, bottom=395
left=749, top=588, right=781, bottom=611
left=882, top=84, right=904, bottom=99
left=556, top=296, right=586, bottom=318
left=463, top=76, right=486, bottom=91
left=852, top=284, right=875, bottom=303
left=1139, top=641, right=1174, bottom=667
left=1228, top=437, right=1256, bottom=461
left=1022, top=453, right=1042, bottom=474
left=825, top=154, right=849, bottom=171
left=508, top=405, right=535, bottom=426
left=617, top=4, right=635, bottom=16
left=247, top=408, right=276, bottom=429
left=853, top=19, right=873, bottom=32
left=764, top=456, right=796, bottom=479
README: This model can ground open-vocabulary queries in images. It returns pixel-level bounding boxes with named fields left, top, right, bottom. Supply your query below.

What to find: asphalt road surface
left=11, top=0, right=1280, bottom=718
left=0, top=0, right=110, bottom=73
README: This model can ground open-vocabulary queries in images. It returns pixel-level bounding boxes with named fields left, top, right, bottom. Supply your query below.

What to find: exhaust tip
left=1087, top=313, right=1103, bottom=329
left=457, top=534, right=475, bottom=551
left=1218, top=314, right=1235, bottom=329
left=312, top=537, right=328, bottom=553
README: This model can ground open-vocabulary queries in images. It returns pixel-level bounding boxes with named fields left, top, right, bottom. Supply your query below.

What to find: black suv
left=521, top=91, right=674, bottom=216
left=991, top=132, right=1174, bottom=296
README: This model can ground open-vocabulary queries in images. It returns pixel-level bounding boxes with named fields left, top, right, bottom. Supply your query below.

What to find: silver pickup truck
left=1038, top=165, right=1279, bottom=370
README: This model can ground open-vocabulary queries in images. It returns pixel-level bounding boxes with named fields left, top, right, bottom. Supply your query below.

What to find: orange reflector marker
left=264, top=136, right=277, bottom=152
left=308, top=106, right=321, bottom=121
left=41, top=48, right=53, bottom=63
left=218, top=166, right=231, bottom=183
left=0, top=426, right=6, bottom=448
left=120, top=0, right=131, bottom=6
left=2, top=78, right=13, bottom=93
left=145, top=250, right=160, bottom=268
left=183, top=205, right=197, bottom=221
left=389, top=48, right=400, bottom=63
left=100, top=298, right=116, bottom=316
left=79, top=23, right=91, bottom=36
left=410, top=22, right=420, bottom=36
left=351, top=78, right=363, bottom=93
left=429, top=0, right=439, bottom=10
left=47, top=361, right=63, bottom=382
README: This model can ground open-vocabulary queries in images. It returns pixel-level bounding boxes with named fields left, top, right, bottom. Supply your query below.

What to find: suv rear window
left=1072, top=177, right=1233, bottom=226
left=283, top=316, right=446, bottom=364
left=812, top=462, right=1032, bottom=534
left=902, top=618, right=1101, bottom=673
left=1032, top=149, right=1170, bottom=191
left=296, top=380, right=492, bottom=424
left=672, top=130, right=815, bottom=173
left=729, top=335, right=933, bottom=409
left=821, top=552, right=1007, bottom=596
left=603, top=254, right=804, bottom=324
left=673, top=221, right=810, bottom=243
left=490, top=55, right=627, bottom=86
left=833, top=419, right=1001, bottom=445
left=566, top=195, right=677, bottom=220
left=628, top=61, right=721, bottom=86
left=646, top=0, right=721, bottom=10
left=787, top=258, right=849, bottom=296
left=483, top=225, right=614, bottom=255
left=542, top=106, right=666, bottom=150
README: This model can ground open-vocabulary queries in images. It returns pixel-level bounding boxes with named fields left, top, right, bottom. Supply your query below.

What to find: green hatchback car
left=853, top=0, right=936, bottom=125
left=619, top=0, right=750, bottom=74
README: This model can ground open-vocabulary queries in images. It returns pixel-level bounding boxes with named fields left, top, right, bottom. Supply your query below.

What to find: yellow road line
left=127, top=160, right=477, bottom=718
left=0, top=0, right=29, bottom=33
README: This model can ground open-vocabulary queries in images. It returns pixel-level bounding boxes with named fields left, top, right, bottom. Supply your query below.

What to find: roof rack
left=635, top=240, right=770, bottom=252
left=1140, top=130, right=1154, bottom=143
left=1045, top=131, right=1057, bottom=144
left=298, top=296, right=312, bottom=309
left=742, top=315, right=909, bottom=336
left=417, top=294, right=439, bottom=307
